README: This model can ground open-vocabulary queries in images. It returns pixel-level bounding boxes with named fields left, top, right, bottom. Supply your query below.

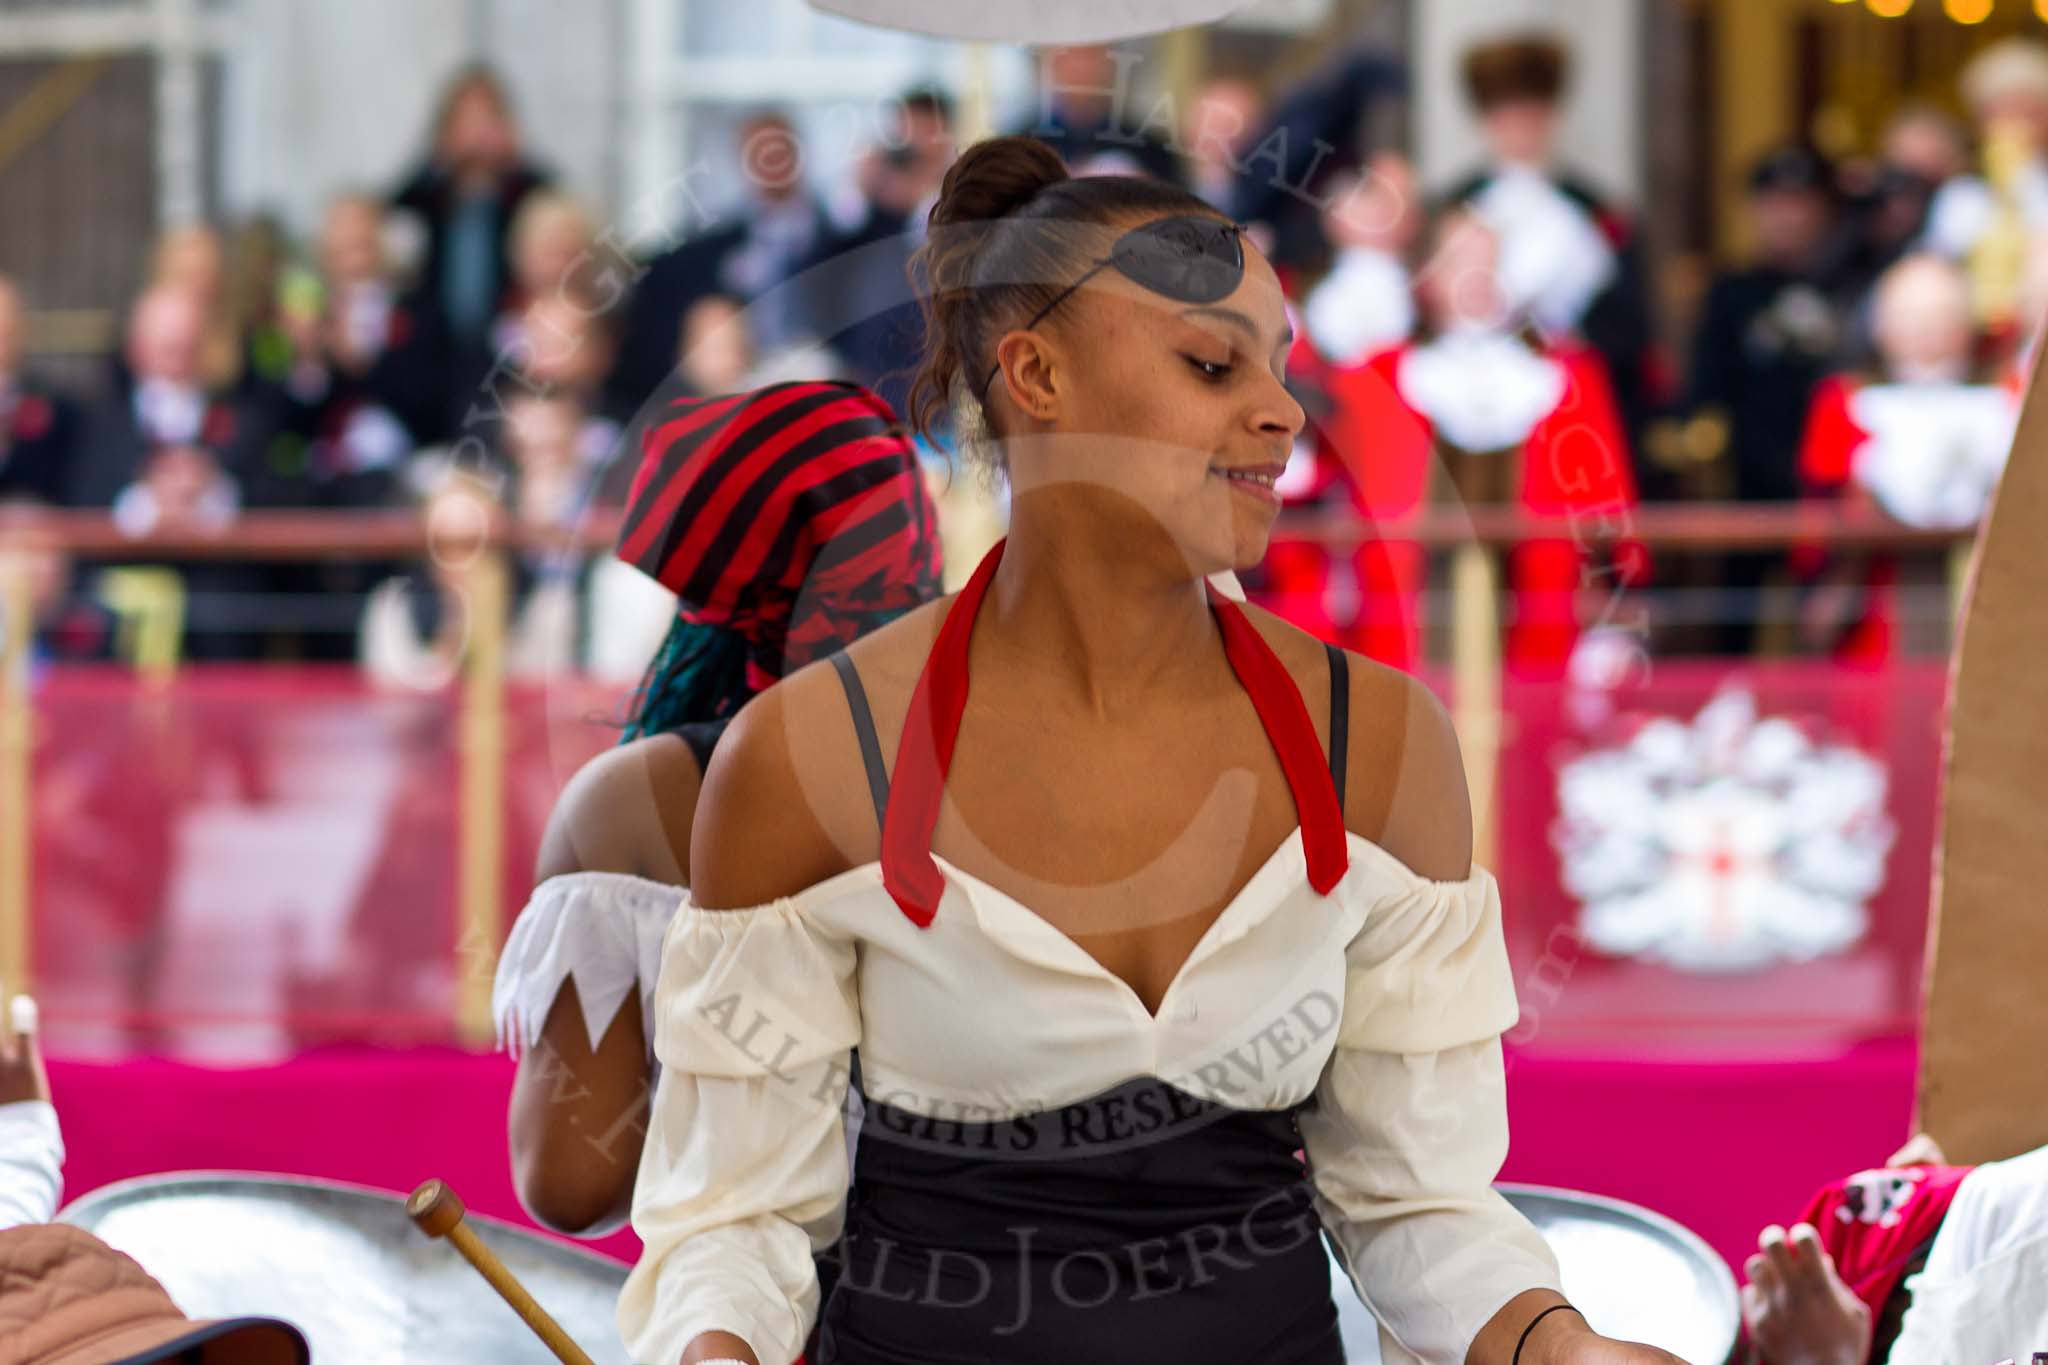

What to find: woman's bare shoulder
left=1234, top=603, right=1472, bottom=881
left=533, top=732, right=701, bottom=884
left=1364, top=663, right=1473, bottom=882
left=839, top=594, right=952, bottom=686
left=690, top=597, right=953, bottom=909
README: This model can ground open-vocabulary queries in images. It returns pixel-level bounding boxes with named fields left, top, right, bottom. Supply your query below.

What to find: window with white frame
left=621, top=0, right=1036, bottom=241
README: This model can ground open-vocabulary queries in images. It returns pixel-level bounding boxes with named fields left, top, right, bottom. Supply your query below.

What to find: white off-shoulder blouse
left=492, top=870, right=685, bottom=1060
left=616, top=828, right=1563, bottom=1365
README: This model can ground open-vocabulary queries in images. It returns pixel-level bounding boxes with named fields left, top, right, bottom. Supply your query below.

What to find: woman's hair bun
left=929, top=135, right=1069, bottom=227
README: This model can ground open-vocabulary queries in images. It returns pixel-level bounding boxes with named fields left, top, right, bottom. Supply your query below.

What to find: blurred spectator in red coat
left=1249, top=163, right=1421, bottom=655
left=1301, top=153, right=1421, bottom=369
left=1315, top=210, right=1646, bottom=675
left=1443, top=33, right=1660, bottom=474
left=1796, top=254, right=2015, bottom=663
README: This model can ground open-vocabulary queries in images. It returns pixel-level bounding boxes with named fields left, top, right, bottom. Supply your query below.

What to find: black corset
left=814, top=1075, right=1346, bottom=1365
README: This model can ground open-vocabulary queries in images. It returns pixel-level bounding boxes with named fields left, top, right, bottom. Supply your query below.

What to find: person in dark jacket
left=271, top=193, right=446, bottom=498
left=1012, top=43, right=1187, bottom=184
left=806, top=86, right=957, bottom=418
left=1225, top=48, right=1407, bottom=282
left=257, top=193, right=448, bottom=658
left=1691, top=145, right=1848, bottom=505
left=0, top=277, right=77, bottom=506
left=608, top=109, right=842, bottom=422
left=388, top=64, right=552, bottom=354
left=68, top=285, right=278, bottom=661
left=1687, top=145, right=1848, bottom=654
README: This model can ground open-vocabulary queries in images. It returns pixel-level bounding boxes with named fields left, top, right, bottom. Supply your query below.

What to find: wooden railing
left=0, top=502, right=1983, bottom=556
left=0, top=505, right=1980, bottom=1043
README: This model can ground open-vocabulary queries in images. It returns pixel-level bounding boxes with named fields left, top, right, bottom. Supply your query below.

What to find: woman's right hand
left=679, top=1330, right=760, bottom=1364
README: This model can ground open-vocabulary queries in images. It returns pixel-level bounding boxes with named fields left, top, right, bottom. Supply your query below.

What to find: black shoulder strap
left=672, top=718, right=728, bottom=775
left=1324, top=643, right=1349, bottom=812
left=831, top=650, right=891, bottom=832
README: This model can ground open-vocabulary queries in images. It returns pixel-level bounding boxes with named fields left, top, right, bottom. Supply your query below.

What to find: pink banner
left=11, top=660, right=1940, bottom=1057
left=17, top=666, right=629, bottom=1056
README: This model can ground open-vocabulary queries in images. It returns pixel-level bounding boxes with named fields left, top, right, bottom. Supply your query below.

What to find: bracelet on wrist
left=1513, top=1302, right=1585, bottom=1365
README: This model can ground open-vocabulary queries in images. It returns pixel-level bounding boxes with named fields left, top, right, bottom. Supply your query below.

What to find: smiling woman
left=908, top=136, right=1305, bottom=577
left=618, top=136, right=1690, bottom=1365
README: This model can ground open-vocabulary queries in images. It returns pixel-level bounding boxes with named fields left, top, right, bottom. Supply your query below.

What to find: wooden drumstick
left=407, top=1178, right=598, bottom=1365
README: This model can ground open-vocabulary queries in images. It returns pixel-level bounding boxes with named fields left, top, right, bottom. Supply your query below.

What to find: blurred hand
left=0, top=539, right=68, bottom=623
left=423, top=478, right=499, bottom=587
left=0, top=994, right=50, bottom=1107
left=1797, top=580, right=1863, bottom=654
left=1739, top=1222, right=1871, bottom=1365
left=1885, top=1132, right=1947, bottom=1167
left=143, top=445, right=225, bottom=529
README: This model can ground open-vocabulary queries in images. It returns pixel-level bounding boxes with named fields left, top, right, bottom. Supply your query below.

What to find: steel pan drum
left=60, top=1173, right=635, bottom=1364
left=61, top=1174, right=1737, bottom=1365
left=1328, top=1184, right=1741, bottom=1365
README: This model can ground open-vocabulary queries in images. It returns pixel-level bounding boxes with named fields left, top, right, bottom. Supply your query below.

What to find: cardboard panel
left=1918, top=348, right=2048, bottom=1164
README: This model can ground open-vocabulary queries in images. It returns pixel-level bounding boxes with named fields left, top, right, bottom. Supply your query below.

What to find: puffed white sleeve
left=1298, top=867, right=1563, bottom=1365
left=0, top=1100, right=64, bottom=1229
left=490, top=871, right=683, bottom=1060
left=616, top=896, right=860, bottom=1365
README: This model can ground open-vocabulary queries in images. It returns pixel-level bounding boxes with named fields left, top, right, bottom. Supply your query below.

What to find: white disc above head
left=808, top=0, right=1250, bottom=43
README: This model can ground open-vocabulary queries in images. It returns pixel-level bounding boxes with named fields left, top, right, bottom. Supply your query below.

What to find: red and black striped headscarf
left=617, top=380, right=944, bottom=693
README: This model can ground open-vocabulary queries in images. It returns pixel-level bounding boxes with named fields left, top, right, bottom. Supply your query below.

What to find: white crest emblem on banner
left=1550, top=689, right=1894, bottom=974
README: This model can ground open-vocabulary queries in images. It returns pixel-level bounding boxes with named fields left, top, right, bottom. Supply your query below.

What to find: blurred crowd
left=4, top=34, right=2048, bottom=678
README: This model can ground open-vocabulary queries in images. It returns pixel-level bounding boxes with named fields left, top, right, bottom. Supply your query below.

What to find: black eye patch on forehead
left=978, top=215, right=1247, bottom=404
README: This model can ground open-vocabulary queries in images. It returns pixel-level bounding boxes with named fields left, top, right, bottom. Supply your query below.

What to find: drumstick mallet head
left=407, top=1179, right=599, bottom=1365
